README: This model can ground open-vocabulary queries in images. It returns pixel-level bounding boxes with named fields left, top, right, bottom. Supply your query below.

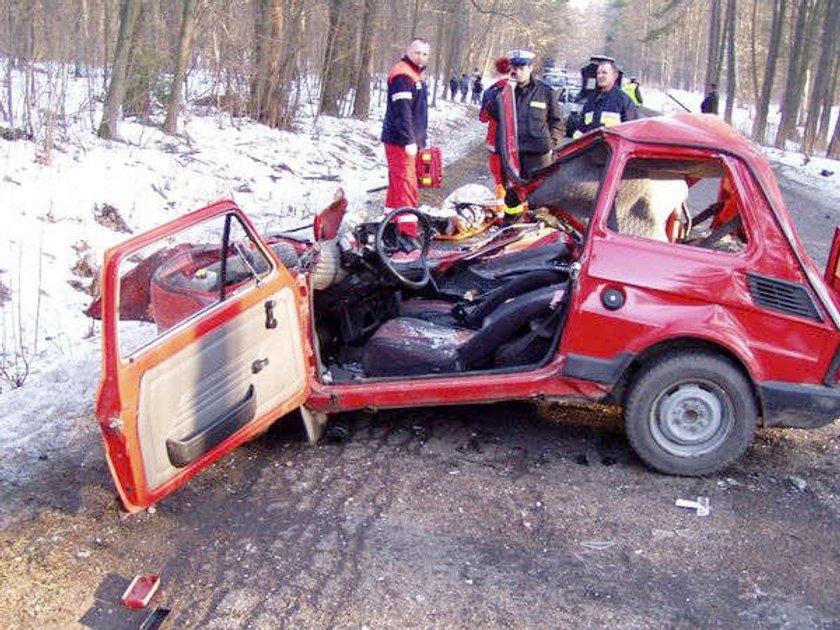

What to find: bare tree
left=351, top=0, right=380, bottom=119
left=775, top=0, right=815, bottom=148
left=802, top=0, right=840, bottom=154
left=98, top=0, right=144, bottom=139
left=752, top=0, right=786, bottom=144
left=163, top=0, right=197, bottom=134
left=705, top=0, right=724, bottom=87
left=723, top=0, right=737, bottom=123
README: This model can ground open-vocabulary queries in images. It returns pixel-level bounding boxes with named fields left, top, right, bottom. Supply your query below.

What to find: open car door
left=95, top=200, right=310, bottom=512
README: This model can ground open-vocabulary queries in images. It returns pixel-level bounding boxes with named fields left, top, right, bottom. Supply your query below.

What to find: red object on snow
left=417, top=147, right=443, bottom=189
left=122, top=574, right=160, bottom=609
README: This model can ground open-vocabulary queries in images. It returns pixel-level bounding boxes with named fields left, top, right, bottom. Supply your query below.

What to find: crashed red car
left=95, top=113, right=840, bottom=512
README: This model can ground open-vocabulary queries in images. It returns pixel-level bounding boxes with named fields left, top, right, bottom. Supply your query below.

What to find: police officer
left=507, top=49, right=563, bottom=178
left=578, top=60, right=638, bottom=134
left=381, top=38, right=430, bottom=211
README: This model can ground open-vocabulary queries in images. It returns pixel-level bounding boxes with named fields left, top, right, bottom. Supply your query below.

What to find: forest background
left=2, top=0, right=840, bottom=164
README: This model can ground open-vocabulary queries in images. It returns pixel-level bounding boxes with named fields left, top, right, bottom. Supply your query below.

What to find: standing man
left=449, top=73, right=458, bottom=100
left=471, top=73, right=483, bottom=104
left=459, top=73, right=469, bottom=102
left=507, top=49, right=563, bottom=178
left=578, top=59, right=638, bottom=134
left=622, top=76, right=643, bottom=106
left=381, top=39, right=430, bottom=211
left=700, top=83, right=719, bottom=114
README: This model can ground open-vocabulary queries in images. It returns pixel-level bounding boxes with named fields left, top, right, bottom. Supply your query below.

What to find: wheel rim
left=649, top=379, right=734, bottom=458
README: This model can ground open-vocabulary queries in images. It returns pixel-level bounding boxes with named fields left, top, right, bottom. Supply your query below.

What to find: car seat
left=362, top=282, right=567, bottom=377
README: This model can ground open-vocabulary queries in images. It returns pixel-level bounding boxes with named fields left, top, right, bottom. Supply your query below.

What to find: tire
left=623, top=350, right=757, bottom=476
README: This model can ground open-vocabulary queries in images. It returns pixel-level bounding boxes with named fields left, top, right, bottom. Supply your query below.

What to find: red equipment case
left=417, top=147, right=443, bottom=188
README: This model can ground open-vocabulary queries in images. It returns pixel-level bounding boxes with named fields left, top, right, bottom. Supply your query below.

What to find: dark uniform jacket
left=579, top=85, right=639, bottom=133
left=700, top=91, right=719, bottom=114
left=512, top=79, right=563, bottom=154
left=381, top=56, right=428, bottom=147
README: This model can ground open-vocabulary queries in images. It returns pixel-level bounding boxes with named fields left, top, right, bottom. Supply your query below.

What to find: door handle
left=252, top=357, right=270, bottom=374
left=265, top=300, right=277, bottom=329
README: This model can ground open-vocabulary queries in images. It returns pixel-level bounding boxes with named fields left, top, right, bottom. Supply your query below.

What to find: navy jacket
left=381, top=57, right=428, bottom=147
left=579, top=85, right=638, bottom=133
left=513, top=79, right=563, bottom=154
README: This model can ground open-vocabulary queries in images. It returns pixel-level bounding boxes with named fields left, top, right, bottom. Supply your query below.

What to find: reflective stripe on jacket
left=579, top=85, right=639, bottom=133
left=381, top=58, right=428, bottom=147
left=622, top=83, right=640, bottom=105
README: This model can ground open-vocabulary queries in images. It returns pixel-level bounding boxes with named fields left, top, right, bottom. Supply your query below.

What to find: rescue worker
left=622, top=76, right=643, bottom=106
left=701, top=83, right=719, bottom=114
left=506, top=49, right=563, bottom=178
left=578, top=60, right=638, bottom=134
left=479, top=57, right=512, bottom=212
left=381, top=38, right=430, bottom=211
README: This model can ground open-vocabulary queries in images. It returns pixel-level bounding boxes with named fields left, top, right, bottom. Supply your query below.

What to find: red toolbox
left=417, top=147, right=443, bottom=188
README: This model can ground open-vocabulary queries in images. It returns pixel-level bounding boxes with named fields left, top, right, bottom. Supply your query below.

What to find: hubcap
left=649, top=380, right=733, bottom=457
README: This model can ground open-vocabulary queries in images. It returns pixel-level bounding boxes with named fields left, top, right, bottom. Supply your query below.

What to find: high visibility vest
left=622, top=83, right=640, bottom=105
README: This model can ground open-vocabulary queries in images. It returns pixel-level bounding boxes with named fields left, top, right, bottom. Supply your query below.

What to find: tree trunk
left=351, top=0, right=379, bottom=119
left=704, top=0, right=723, bottom=87
left=775, top=0, right=813, bottom=148
left=163, top=0, right=197, bottom=134
left=748, top=0, right=759, bottom=104
left=818, top=44, right=840, bottom=144
left=752, top=0, right=786, bottom=144
left=318, top=0, right=351, bottom=116
left=98, top=0, right=143, bottom=139
left=429, top=0, right=446, bottom=108
left=803, top=0, right=840, bottom=153
left=723, top=0, right=737, bottom=124
left=828, top=104, right=840, bottom=158
left=4, top=1, right=14, bottom=126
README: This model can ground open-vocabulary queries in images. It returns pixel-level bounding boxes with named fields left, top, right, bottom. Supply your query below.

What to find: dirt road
left=1, top=139, right=839, bottom=630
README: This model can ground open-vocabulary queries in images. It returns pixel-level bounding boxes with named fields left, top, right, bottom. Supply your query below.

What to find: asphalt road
left=1, top=139, right=839, bottom=630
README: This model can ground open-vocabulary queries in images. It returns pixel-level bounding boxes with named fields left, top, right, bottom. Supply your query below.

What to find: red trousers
left=385, top=143, right=419, bottom=209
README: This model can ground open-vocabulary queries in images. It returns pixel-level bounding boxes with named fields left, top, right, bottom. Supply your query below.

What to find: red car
left=96, top=113, right=840, bottom=512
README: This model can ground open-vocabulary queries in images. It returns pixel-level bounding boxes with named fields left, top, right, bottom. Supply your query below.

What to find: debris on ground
left=580, top=540, right=615, bottom=550
left=787, top=475, right=808, bottom=491
left=121, top=574, right=160, bottom=609
left=675, top=496, right=710, bottom=516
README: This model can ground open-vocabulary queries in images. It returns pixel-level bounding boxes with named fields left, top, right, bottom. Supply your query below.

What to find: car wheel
left=624, top=351, right=757, bottom=476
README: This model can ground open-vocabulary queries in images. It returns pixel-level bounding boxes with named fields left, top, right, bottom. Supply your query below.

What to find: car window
left=116, top=213, right=273, bottom=358
left=608, top=157, right=749, bottom=253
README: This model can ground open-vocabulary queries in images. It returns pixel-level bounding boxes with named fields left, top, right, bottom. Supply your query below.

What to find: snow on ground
left=0, top=68, right=484, bottom=465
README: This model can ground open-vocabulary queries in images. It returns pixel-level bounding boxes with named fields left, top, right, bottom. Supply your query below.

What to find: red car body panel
left=96, top=200, right=312, bottom=512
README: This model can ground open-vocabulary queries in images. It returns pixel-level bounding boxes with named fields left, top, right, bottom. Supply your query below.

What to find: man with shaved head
left=381, top=39, right=431, bottom=211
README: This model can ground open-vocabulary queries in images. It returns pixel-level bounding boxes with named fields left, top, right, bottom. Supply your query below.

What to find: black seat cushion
left=362, top=318, right=474, bottom=376
left=363, top=283, right=567, bottom=377
left=399, top=298, right=459, bottom=327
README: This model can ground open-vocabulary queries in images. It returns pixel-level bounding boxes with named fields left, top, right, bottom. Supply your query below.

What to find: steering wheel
left=375, top=207, right=432, bottom=289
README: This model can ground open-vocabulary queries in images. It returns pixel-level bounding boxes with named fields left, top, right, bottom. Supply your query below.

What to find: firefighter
left=622, top=76, right=643, bottom=106
left=381, top=39, right=430, bottom=211
left=578, top=60, right=638, bottom=134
